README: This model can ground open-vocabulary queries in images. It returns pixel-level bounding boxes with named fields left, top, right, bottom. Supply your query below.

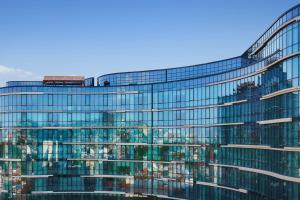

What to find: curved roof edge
left=97, top=4, right=300, bottom=86
left=3, top=4, right=300, bottom=88
left=243, top=3, right=300, bottom=57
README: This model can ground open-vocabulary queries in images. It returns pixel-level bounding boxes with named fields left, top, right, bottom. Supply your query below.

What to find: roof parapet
left=43, top=76, right=85, bottom=86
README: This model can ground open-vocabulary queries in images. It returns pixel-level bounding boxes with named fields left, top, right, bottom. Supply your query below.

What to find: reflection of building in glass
left=1, top=4, right=300, bottom=200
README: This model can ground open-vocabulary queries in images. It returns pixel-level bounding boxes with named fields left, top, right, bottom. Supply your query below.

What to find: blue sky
left=0, top=0, right=299, bottom=85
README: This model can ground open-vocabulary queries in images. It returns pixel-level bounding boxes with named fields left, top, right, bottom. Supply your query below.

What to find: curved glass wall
left=1, top=4, right=300, bottom=200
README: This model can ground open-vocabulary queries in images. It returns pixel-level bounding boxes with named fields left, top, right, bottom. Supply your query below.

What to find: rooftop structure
left=1, top=4, right=300, bottom=200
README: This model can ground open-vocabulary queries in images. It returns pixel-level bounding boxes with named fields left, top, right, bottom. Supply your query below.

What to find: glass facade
left=1, top=4, right=300, bottom=200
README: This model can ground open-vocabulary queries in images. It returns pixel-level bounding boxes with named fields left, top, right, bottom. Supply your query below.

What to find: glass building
left=1, top=4, right=300, bottom=200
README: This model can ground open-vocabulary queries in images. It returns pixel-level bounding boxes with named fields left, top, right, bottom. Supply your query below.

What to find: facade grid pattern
left=1, top=4, right=300, bottom=200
